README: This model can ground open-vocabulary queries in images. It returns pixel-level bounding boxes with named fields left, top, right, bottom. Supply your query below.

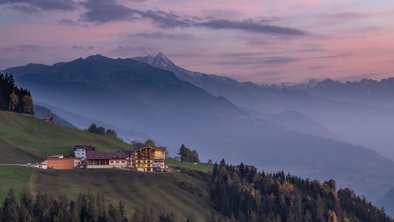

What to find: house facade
left=46, top=155, right=81, bottom=170
left=73, top=145, right=96, bottom=160
left=132, top=146, right=166, bottom=172
left=84, top=150, right=130, bottom=168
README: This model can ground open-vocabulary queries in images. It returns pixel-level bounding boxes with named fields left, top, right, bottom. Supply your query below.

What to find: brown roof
left=86, top=151, right=128, bottom=160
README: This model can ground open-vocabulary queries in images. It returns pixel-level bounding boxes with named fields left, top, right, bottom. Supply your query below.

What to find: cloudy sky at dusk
left=1, top=0, right=394, bottom=83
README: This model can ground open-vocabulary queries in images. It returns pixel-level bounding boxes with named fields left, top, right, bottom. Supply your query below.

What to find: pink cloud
left=2, top=0, right=394, bottom=83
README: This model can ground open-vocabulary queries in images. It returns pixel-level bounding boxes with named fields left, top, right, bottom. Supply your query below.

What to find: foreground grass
left=0, top=166, right=219, bottom=221
left=29, top=169, right=218, bottom=221
left=165, top=158, right=213, bottom=173
left=0, top=166, right=32, bottom=202
left=0, top=111, right=130, bottom=162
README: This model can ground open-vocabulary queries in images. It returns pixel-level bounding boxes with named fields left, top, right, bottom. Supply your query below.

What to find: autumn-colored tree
left=22, top=95, right=33, bottom=114
left=8, top=91, right=19, bottom=111
left=328, top=210, right=338, bottom=222
left=1, top=73, right=33, bottom=113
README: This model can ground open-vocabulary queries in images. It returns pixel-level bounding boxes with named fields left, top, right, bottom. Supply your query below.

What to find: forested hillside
left=0, top=73, right=33, bottom=114
left=0, top=189, right=185, bottom=222
left=209, top=161, right=392, bottom=222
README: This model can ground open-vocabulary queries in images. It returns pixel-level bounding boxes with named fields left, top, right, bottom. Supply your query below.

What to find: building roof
left=47, top=157, right=77, bottom=160
left=48, top=155, right=64, bottom=159
left=134, top=146, right=167, bottom=152
left=73, top=145, right=96, bottom=151
left=86, top=151, right=128, bottom=160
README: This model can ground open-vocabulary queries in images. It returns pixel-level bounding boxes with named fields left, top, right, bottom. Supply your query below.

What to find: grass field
left=0, top=111, right=130, bottom=163
left=0, top=111, right=220, bottom=221
left=0, top=167, right=219, bottom=221
left=0, top=139, right=39, bottom=163
left=29, top=169, right=217, bottom=221
left=165, top=158, right=213, bottom=173
left=0, top=166, right=33, bottom=201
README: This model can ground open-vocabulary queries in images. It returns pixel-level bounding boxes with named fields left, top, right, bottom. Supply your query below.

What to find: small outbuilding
left=47, top=156, right=81, bottom=170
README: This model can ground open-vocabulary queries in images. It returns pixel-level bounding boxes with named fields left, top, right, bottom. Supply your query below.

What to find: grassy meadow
left=0, top=111, right=220, bottom=221
left=0, top=111, right=130, bottom=163
left=0, top=166, right=33, bottom=201
left=165, top=158, right=213, bottom=173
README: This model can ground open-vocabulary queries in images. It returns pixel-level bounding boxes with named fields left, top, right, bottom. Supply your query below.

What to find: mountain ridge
left=134, top=52, right=394, bottom=163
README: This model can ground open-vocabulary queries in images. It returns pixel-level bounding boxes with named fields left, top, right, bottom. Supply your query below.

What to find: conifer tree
left=2, top=189, right=19, bottom=222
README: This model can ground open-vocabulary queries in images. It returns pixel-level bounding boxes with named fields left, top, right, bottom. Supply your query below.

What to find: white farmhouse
left=73, top=145, right=96, bottom=160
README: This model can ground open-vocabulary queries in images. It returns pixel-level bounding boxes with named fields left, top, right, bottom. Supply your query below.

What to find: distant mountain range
left=136, top=53, right=394, bottom=162
left=135, top=53, right=345, bottom=141
left=4, top=53, right=394, bottom=207
left=294, top=78, right=394, bottom=110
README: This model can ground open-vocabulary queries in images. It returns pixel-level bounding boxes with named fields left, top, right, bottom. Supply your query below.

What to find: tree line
left=209, top=160, right=393, bottom=222
left=86, top=123, right=121, bottom=141
left=179, top=145, right=199, bottom=163
left=0, top=189, right=187, bottom=222
left=0, top=73, right=33, bottom=114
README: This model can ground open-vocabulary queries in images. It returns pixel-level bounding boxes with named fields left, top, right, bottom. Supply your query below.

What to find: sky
left=1, top=0, right=394, bottom=84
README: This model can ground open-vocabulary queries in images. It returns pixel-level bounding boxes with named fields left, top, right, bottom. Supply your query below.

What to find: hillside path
left=0, top=163, right=29, bottom=167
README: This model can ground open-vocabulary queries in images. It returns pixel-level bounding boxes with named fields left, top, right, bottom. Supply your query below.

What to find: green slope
left=0, top=166, right=218, bottom=221
left=0, top=111, right=220, bottom=221
left=29, top=169, right=216, bottom=221
left=0, top=138, right=39, bottom=163
left=165, top=158, right=213, bottom=173
left=0, top=166, right=33, bottom=202
left=0, top=111, right=130, bottom=163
